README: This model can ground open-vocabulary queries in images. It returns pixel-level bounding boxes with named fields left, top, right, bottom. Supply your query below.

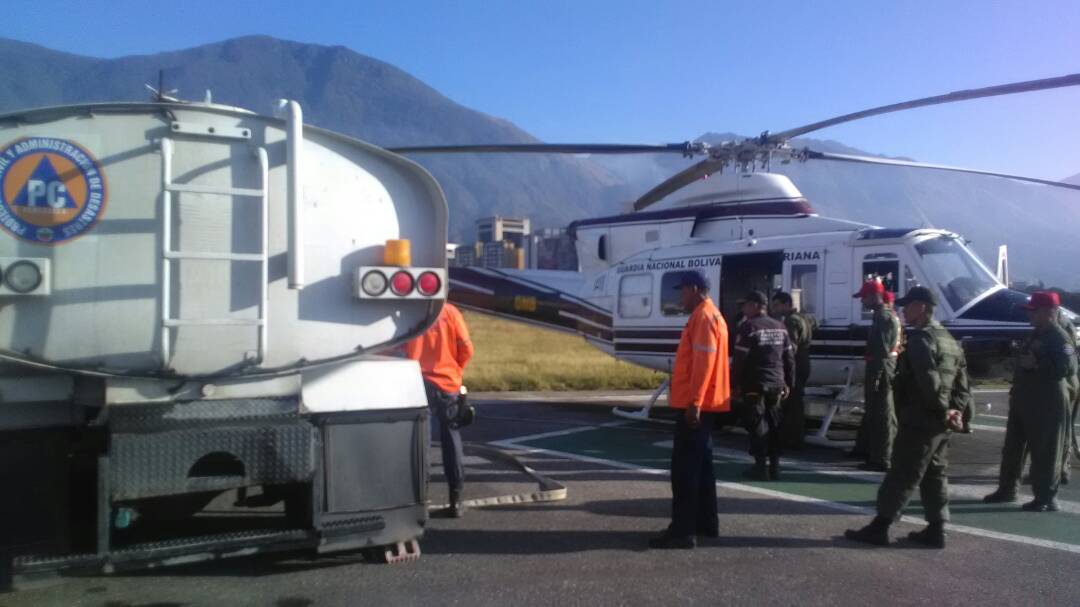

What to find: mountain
left=0, top=36, right=633, bottom=242
left=2, top=36, right=1077, bottom=288
left=593, top=134, right=1080, bottom=289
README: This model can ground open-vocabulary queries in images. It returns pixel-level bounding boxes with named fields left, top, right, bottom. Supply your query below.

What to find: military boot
left=844, top=516, right=891, bottom=546
left=1021, top=499, right=1060, bottom=513
left=743, top=457, right=768, bottom=481
left=768, top=456, right=781, bottom=481
left=449, top=488, right=467, bottom=518
left=907, top=522, right=946, bottom=548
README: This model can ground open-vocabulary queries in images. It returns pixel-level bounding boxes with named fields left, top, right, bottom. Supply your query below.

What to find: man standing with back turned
left=845, top=286, right=971, bottom=548
left=403, top=302, right=474, bottom=518
left=650, top=271, right=730, bottom=550
left=733, top=290, right=794, bottom=480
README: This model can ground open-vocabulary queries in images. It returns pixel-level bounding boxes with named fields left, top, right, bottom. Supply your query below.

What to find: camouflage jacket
left=894, top=320, right=972, bottom=425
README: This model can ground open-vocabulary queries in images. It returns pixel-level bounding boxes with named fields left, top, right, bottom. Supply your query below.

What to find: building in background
left=452, top=216, right=576, bottom=271
left=477, top=216, right=530, bottom=249
left=529, top=228, right=578, bottom=270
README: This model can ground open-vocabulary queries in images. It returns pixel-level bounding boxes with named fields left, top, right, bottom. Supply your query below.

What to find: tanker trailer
left=0, top=98, right=446, bottom=579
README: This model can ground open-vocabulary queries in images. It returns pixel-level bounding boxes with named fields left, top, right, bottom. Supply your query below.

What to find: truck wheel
left=282, top=483, right=313, bottom=528
left=135, top=491, right=220, bottom=521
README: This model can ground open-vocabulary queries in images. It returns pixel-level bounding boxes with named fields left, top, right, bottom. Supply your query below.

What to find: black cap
left=895, top=286, right=938, bottom=307
left=771, top=291, right=793, bottom=306
left=671, top=271, right=710, bottom=291
left=738, top=290, right=769, bottom=306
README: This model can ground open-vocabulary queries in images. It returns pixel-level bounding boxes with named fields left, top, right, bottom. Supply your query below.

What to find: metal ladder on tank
left=158, top=138, right=269, bottom=369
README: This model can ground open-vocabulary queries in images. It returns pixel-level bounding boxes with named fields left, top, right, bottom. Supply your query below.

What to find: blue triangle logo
left=11, top=155, right=77, bottom=209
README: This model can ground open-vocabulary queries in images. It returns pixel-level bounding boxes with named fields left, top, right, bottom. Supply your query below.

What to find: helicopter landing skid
left=804, top=396, right=859, bottom=449
left=612, top=378, right=673, bottom=424
left=804, top=364, right=861, bottom=449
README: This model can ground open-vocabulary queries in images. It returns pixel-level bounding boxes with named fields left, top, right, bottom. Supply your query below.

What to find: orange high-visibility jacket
left=670, top=297, right=731, bottom=411
left=403, top=303, right=474, bottom=394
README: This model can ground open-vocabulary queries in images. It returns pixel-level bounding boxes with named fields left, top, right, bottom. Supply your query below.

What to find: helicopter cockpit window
left=860, top=253, right=900, bottom=320
left=790, top=265, right=818, bottom=316
left=660, top=271, right=698, bottom=316
left=618, top=274, right=653, bottom=318
left=914, top=235, right=998, bottom=312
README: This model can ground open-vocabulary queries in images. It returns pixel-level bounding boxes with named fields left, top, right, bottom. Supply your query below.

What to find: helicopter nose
left=957, top=288, right=1032, bottom=324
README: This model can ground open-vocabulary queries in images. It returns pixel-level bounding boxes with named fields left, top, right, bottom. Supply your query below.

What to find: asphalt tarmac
left=5, top=390, right=1079, bottom=606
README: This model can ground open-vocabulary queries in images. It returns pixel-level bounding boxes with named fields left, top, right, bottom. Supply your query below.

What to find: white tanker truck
left=0, top=97, right=447, bottom=579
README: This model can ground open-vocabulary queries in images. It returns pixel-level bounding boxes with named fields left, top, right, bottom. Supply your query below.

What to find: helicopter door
left=852, top=248, right=914, bottom=321
left=613, top=271, right=666, bottom=368
left=782, top=249, right=824, bottom=318
left=717, top=252, right=784, bottom=328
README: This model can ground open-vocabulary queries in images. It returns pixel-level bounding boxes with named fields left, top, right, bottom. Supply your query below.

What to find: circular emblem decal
left=0, top=137, right=107, bottom=244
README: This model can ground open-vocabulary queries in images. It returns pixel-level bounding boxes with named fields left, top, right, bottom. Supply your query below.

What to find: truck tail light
left=417, top=271, right=441, bottom=296
left=361, top=270, right=388, bottom=296
left=390, top=271, right=414, bottom=296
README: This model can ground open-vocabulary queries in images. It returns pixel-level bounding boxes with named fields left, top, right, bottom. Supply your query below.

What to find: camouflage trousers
left=876, top=421, right=950, bottom=524
left=855, top=361, right=896, bottom=466
left=1000, top=388, right=1068, bottom=503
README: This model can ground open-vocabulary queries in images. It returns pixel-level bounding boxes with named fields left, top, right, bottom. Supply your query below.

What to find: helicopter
left=390, top=73, right=1080, bottom=444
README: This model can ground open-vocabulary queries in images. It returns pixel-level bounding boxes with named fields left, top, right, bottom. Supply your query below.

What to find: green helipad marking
left=519, top=426, right=1080, bottom=547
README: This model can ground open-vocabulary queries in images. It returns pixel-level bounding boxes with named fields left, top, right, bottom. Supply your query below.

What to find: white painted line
left=495, top=420, right=630, bottom=444
left=493, top=437, right=1080, bottom=555
left=973, top=389, right=1010, bottom=394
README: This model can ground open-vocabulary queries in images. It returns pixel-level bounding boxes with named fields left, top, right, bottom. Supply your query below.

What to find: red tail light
left=390, top=271, right=414, bottom=295
left=417, top=271, right=441, bottom=296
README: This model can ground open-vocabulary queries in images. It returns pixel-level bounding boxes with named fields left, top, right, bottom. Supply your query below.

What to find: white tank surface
left=0, top=101, right=447, bottom=378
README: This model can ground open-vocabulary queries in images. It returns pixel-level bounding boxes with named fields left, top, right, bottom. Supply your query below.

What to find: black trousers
left=743, top=391, right=784, bottom=458
left=669, top=412, right=718, bottom=538
left=425, top=381, right=465, bottom=492
left=780, top=361, right=809, bottom=449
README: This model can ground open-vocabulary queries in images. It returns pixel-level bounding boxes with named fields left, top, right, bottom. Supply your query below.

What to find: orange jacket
left=670, top=297, right=731, bottom=412
left=402, top=303, right=474, bottom=394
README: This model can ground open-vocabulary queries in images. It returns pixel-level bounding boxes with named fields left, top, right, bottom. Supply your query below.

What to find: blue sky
left=6, top=0, right=1080, bottom=180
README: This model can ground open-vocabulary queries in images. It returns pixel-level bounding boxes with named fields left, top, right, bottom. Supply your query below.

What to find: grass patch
left=462, top=311, right=667, bottom=392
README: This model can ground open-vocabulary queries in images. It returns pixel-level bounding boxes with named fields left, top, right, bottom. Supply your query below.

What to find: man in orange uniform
left=403, top=302, right=474, bottom=517
left=649, top=271, right=731, bottom=549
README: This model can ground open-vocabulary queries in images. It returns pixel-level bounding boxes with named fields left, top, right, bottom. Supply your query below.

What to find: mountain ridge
left=1, top=36, right=1077, bottom=287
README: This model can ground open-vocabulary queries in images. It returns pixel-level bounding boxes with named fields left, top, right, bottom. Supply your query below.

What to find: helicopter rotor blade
left=766, top=72, right=1080, bottom=143
left=389, top=142, right=699, bottom=155
left=633, top=72, right=1080, bottom=211
left=632, top=158, right=727, bottom=211
left=801, top=149, right=1080, bottom=192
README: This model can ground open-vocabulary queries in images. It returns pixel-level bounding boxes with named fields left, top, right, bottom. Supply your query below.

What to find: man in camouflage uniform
left=845, top=286, right=971, bottom=548
left=1055, top=306, right=1079, bottom=484
left=851, top=280, right=902, bottom=472
left=984, top=291, right=1075, bottom=511
left=772, top=291, right=816, bottom=451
